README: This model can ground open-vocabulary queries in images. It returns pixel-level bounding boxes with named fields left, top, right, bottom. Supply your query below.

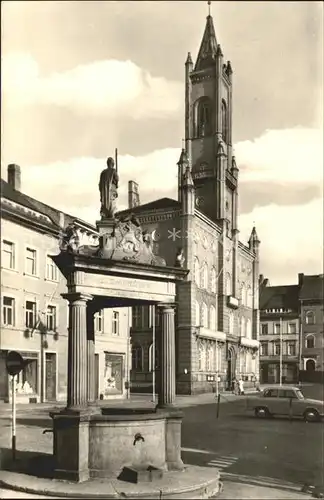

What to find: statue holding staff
left=99, top=154, right=119, bottom=219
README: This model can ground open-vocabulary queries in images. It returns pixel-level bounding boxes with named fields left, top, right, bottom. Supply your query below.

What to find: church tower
left=184, top=7, right=238, bottom=233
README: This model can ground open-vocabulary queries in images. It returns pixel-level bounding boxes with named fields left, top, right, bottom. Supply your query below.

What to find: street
left=181, top=384, right=323, bottom=490
left=0, top=384, right=322, bottom=497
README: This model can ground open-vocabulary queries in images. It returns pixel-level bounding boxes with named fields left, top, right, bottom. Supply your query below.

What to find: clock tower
left=184, top=10, right=238, bottom=233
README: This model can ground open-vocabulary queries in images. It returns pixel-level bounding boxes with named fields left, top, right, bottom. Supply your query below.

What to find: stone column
left=63, top=292, right=93, bottom=410
left=158, top=305, right=176, bottom=407
left=86, top=305, right=96, bottom=404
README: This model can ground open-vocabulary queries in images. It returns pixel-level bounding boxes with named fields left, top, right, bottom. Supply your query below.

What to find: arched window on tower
left=221, top=100, right=228, bottom=143
left=306, top=335, right=315, bottom=349
left=196, top=98, right=212, bottom=137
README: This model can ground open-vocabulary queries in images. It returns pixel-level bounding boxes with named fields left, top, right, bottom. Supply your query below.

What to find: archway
left=306, top=359, right=316, bottom=372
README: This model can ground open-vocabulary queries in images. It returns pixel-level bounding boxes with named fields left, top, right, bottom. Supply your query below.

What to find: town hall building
left=119, top=11, right=261, bottom=394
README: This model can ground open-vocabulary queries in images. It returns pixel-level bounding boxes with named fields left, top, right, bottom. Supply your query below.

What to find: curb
left=0, top=466, right=221, bottom=499
left=221, top=472, right=310, bottom=495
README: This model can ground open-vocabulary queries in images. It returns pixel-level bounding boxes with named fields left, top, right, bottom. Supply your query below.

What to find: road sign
left=6, top=351, right=25, bottom=376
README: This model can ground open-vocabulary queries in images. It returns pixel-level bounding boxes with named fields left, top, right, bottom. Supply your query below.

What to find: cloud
left=15, top=148, right=181, bottom=225
left=2, top=125, right=322, bottom=285
left=1, top=52, right=182, bottom=119
left=239, top=198, right=323, bottom=285
left=236, top=127, right=323, bottom=186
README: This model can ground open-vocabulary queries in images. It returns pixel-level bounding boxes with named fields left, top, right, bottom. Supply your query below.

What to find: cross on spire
left=181, top=138, right=185, bottom=149
left=208, top=0, right=211, bottom=16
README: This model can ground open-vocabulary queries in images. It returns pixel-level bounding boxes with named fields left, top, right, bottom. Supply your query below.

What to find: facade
left=259, top=277, right=300, bottom=384
left=299, top=273, right=324, bottom=378
left=120, top=13, right=260, bottom=395
left=0, top=165, right=131, bottom=403
left=259, top=273, right=324, bottom=385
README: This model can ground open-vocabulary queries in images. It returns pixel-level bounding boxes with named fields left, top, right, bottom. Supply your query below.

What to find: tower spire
left=194, top=7, right=218, bottom=71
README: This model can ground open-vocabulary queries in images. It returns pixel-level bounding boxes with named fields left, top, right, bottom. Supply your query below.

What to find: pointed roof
left=194, top=15, right=218, bottom=71
left=177, top=148, right=189, bottom=165
left=185, top=52, right=193, bottom=66
left=248, top=226, right=260, bottom=245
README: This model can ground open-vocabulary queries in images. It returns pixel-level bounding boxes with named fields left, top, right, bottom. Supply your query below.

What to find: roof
left=299, top=274, right=324, bottom=301
left=117, top=197, right=180, bottom=217
left=1, top=178, right=96, bottom=232
left=259, top=284, right=300, bottom=311
left=194, top=15, right=218, bottom=71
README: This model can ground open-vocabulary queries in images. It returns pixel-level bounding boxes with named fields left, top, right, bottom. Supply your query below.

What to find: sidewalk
left=218, top=480, right=313, bottom=499
left=0, top=389, right=256, bottom=414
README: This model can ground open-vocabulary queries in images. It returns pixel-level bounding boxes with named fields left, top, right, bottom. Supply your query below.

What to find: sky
left=1, top=0, right=323, bottom=285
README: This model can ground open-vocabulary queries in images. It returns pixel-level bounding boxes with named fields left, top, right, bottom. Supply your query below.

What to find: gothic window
left=240, top=316, right=245, bottom=338
left=306, top=335, right=315, bottom=349
left=211, top=267, right=217, bottom=293
left=247, top=286, right=252, bottom=308
left=206, top=345, right=213, bottom=372
left=201, top=302, right=208, bottom=328
left=221, top=100, right=228, bottom=143
left=246, top=318, right=252, bottom=339
left=240, top=283, right=246, bottom=306
left=196, top=98, right=212, bottom=137
left=194, top=257, right=200, bottom=285
left=198, top=342, right=206, bottom=371
left=195, top=301, right=201, bottom=327
left=225, top=272, right=232, bottom=296
left=305, top=311, right=315, bottom=325
left=210, top=305, right=216, bottom=331
left=201, top=262, right=208, bottom=289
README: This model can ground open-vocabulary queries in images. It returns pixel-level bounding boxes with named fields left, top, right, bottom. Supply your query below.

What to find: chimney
left=259, top=274, right=264, bottom=286
left=298, top=273, right=304, bottom=287
left=7, top=164, right=21, bottom=191
left=128, top=181, right=140, bottom=209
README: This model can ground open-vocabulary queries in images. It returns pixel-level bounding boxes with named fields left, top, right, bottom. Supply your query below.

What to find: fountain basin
left=50, top=406, right=184, bottom=482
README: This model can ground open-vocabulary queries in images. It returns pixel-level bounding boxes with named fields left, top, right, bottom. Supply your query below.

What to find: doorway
left=306, top=359, right=316, bottom=372
left=45, top=353, right=57, bottom=401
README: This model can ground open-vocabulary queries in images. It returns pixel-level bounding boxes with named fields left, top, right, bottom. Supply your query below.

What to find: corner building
left=0, top=166, right=131, bottom=403
left=120, top=13, right=260, bottom=394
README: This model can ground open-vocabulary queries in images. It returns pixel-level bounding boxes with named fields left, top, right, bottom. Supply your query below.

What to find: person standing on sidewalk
left=239, top=377, right=244, bottom=396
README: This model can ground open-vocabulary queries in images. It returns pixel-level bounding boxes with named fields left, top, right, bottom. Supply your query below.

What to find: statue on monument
left=99, top=157, right=119, bottom=219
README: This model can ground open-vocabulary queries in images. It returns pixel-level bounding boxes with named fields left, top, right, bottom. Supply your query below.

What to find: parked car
left=246, top=385, right=324, bottom=422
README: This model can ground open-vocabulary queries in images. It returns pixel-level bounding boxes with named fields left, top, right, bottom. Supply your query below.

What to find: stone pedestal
left=51, top=410, right=91, bottom=482
left=165, top=411, right=184, bottom=471
left=158, top=306, right=176, bottom=408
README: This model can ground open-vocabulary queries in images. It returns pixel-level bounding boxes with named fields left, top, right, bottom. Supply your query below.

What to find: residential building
left=0, top=165, right=131, bottom=403
left=119, top=12, right=260, bottom=395
left=259, top=277, right=300, bottom=384
left=299, top=273, right=324, bottom=379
